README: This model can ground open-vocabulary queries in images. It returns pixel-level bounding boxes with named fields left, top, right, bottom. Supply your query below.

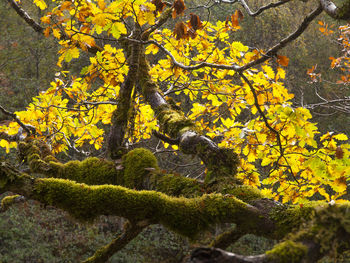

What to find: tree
left=0, top=0, right=350, bottom=262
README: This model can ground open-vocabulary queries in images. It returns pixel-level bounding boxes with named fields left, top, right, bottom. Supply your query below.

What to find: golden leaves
left=33, top=0, right=47, bottom=10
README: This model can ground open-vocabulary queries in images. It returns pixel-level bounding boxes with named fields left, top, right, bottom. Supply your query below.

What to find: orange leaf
left=277, top=55, right=289, bottom=67
left=231, top=10, right=243, bottom=28
left=43, top=27, right=50, bottom=37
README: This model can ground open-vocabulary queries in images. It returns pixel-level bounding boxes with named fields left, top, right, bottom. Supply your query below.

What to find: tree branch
left=141, top=4, right=322, bottom=73
left=0, top=104, right=36, bottom=137
left=6, top=0, right=102, bottom=54
left=319, top=0, right=350, bottom=20
left=137, top=54, right=241, bottom=180
left=107, top=28, right=142, bottom=159
left=83, top=220, right=148, bottom=263
left=239, top=0, right=291, bottom=17
left=6, top=0, right=43, bottom=33
left=0, top=164, right=272, bottom=238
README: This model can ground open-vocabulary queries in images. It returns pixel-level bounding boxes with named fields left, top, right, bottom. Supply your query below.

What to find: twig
left=152, top=130, right=180, bottom=145
left=239, top=0, right=291, bottom=17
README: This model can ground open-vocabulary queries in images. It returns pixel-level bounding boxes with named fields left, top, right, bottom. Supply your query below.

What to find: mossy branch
left=107, top=27, right=142, bottom=160
left=0, top=166, right=270, bottom=238
left=194, top=203, right=350, bottom=263
left=0, top=194, right=25, bottom=212
left=82, top=220, right=148, bottom=263
left=137, top=54, right=240, bottom=181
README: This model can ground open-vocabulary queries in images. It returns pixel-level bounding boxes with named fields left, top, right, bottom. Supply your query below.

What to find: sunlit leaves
left=33, top=0, right=47, bottom=10
left=318, top=21, right=334, bottom=36
left=0, top=0, right=344, bottom=205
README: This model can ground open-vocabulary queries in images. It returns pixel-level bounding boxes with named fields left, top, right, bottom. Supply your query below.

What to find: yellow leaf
left=334, top=134, right=348, bottom=141
left=33, top=0, right=47, bottom=10
left=52, top=27, right=61, bottom=39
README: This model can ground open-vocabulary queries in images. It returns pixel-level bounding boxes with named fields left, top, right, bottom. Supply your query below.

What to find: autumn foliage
left=1, top=0, right=349, bottom=206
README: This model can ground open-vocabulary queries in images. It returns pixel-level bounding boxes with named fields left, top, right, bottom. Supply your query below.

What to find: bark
left=319, top=0, right=350, bottom=20
left=107, top=28, right=142, bottom=159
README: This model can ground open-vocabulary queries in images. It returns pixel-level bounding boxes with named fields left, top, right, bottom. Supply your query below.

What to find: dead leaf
left=335, top=146, right=344, bottom=159
left=152, top=0, right=166, bottom=13
left=173, top=22, right=188, bottom=40
left=188, top=13, right=202, bottom=30
left=172, top=0, right=186, bottom=18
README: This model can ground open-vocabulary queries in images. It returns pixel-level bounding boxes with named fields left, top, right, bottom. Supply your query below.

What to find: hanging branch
left=6, top=0, right=43, bottom=33
left=0, top=104, right=35, bottom=136
left=82, top=221, right=148, bottom=263
left=239, top=0, right=291, bottom=17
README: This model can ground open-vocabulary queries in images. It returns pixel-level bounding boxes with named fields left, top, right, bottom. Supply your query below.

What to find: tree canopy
left=0, top=0, right=350, bottom=261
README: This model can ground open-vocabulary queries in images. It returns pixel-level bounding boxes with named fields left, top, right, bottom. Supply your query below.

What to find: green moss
left=122, top=148, right=159, bottom=189
left=48, top=157, right=122, bottom=186
left=33, top=178, right=257, bottom=238
left=223, top=185, right=264, bottom=203
left=204, top=148, right=239, bottom=183
left=270, top=202, right=317, bottom=238
left=156, top=104, right=195, bottom=138
left=1, top=194, right=21, bottom=211
left=337, top=0, right=350, bottom=19
left=266, top=240, right=307, bottom=263
left=156, top=174, right=203, bottom=197
left=17, top=141, right=57, bottom=173
left=310, top=204, right=350, bottom=255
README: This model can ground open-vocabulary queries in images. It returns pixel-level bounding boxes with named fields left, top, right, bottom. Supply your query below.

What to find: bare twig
left=6, top=0, right=43, bottom=33
left=239, top=0, right=291, bottom=17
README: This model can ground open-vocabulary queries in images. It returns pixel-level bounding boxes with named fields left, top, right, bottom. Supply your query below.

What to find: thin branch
left=239, top=0, right=291, bottom=17
left=82, top=221, right=148, bottom=263
left=304, top=97, right=350, bottom=113
left=139, top=4, right=323, bottom=73
left=238, top=4, right=324, bottom=71
left=238, top=73, right=283, bottom=155
left=6, top=0, right=43, bottom=33
left=191, top=247, right=267, bottom=263
left=152, top=130, right=180, bottom=145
